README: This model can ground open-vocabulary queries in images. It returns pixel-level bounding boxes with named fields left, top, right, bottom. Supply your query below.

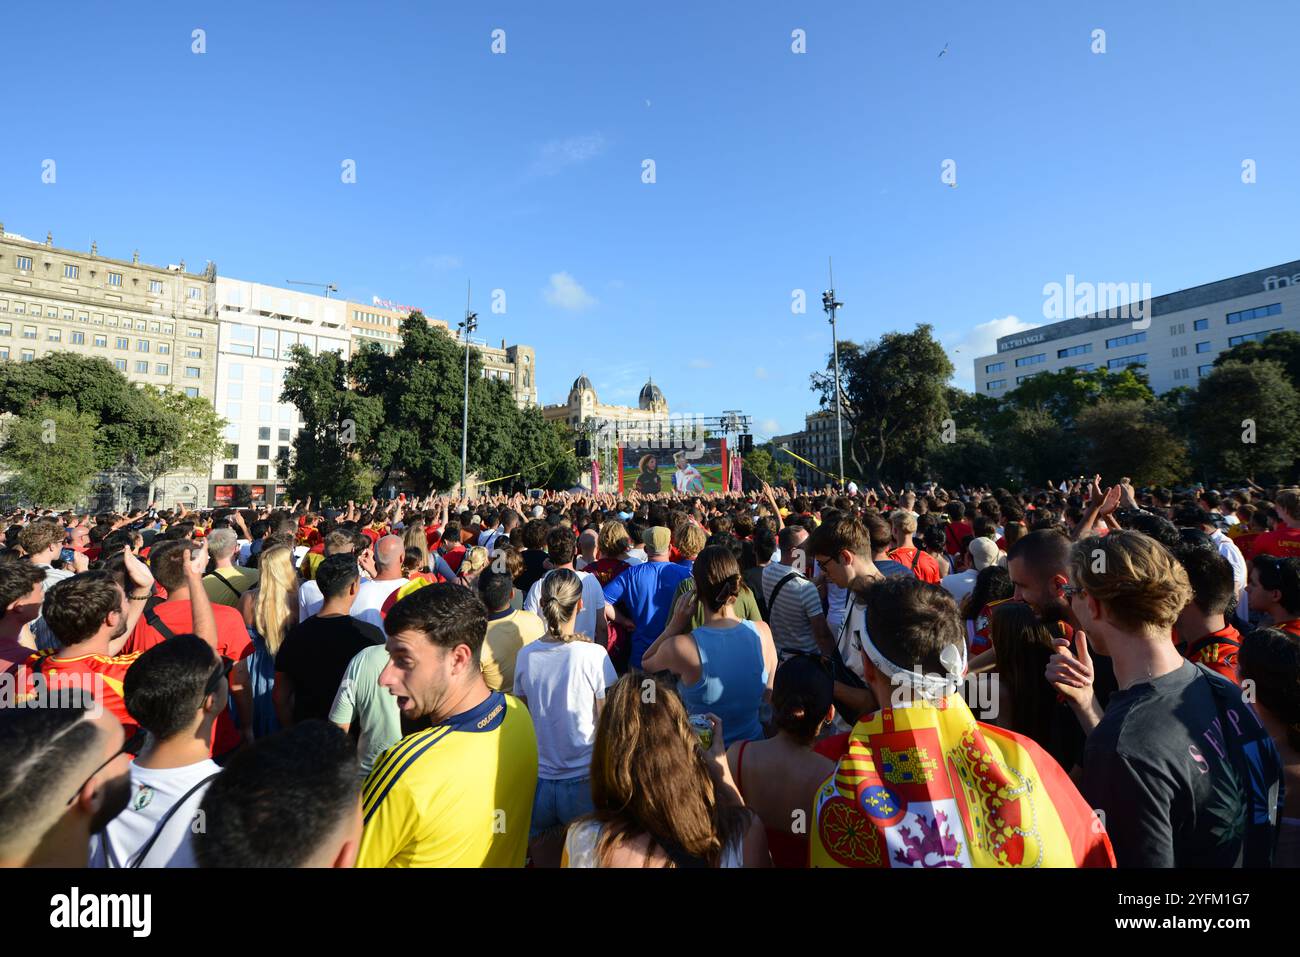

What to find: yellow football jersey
left=357, top=691, right=538, bottom=868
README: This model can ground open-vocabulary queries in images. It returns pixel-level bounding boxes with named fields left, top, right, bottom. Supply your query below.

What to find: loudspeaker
left=738, top=434, right=753, bottom=454
left=575, top=439, right=591, bottom=457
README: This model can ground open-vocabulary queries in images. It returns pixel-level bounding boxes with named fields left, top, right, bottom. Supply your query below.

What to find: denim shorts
left=530, top=775, right=594, bottom=838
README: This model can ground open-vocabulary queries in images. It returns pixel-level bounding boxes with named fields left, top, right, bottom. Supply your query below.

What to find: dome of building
left=572, top=374, right=594, bottom=394
left=639, top=378, right=667, bottom=411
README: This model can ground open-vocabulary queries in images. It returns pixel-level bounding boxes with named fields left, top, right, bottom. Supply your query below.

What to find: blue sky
left=3, top=1, right=1297, bottom=441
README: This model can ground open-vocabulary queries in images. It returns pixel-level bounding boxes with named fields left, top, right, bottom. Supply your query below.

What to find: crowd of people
left=1, top=474, right=1297, bottom=868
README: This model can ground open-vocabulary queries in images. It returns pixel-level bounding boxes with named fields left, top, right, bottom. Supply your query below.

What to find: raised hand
left=1045, top=629, right=1094, bottom=708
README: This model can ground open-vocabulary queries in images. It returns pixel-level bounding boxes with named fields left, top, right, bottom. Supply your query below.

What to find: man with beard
left=0, top=692, right=136, bottom=867
left=357, top=583, right=538, bottom=867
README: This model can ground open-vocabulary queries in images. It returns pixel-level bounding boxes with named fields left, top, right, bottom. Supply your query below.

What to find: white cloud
left=531, top=133, right=607, bottom=176
left=543, top=272, right=597, bottom=311
left=688, top=358, right=712, bottom=369
left=760, top=418, right=781, bottom=436
left=943, top=314, right=1041, bottom=391
left=755, top=366, right=769, bottom=380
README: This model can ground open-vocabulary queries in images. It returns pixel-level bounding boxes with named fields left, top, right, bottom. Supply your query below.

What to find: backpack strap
left=143, top=600, right=180, bottom=642
left=204, top=571, right=242, bottom=601
left=126, top=772, right=222, bottom=868
left=1185, top=631, right=1242, bottom=660
left=766, top=572, right=802, bottom=614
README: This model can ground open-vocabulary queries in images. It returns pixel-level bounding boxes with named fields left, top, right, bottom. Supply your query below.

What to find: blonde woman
left=237, top=544, right=299, bottom=737
left=513, top=568, right=617, bottom=866
left=459, top=545, right=491, bottom=588
left=402, top=523, right=431, bottom=572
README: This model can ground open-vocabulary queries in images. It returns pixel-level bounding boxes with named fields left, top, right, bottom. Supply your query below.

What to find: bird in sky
left=938, top=42, right=949, bottom=58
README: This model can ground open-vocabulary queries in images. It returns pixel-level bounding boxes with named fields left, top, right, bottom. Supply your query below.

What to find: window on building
left=71, top=331, right=84, bottom=345
left=156, top=363, right=169, bottom=375
left=986, top=379, right=1006, bottom=391
left=21, top=349, right=35, bottom=362
left=1228, top=328, right=1284, bottom=347
left=135, top=360, right=149, bottom=373
left=1226, top=303, right=1282, bottom=324
left=0, top=322, right=13, bottom=336
left=186, top=346, right=202, bottom=358
left=1195, top=341, right=1211, bottom=353
left=115, top=337, right=129, bottom=350
left=1169, top=323, right=1185, bottom=335
left=256, top=465, right=269, bottom=480
left=149, top=280, right=164, bottom=294
left=227, top=383, right=244, bottom=400
left=1105, top=332, right=1147, bottom=349
left=113, top=358, right=126, bottom=370
left=184, top=387, right=199, bottom=398
left=108, top=272, right=123, bottom=287
left=1173, top=368, right=1190, bottom=381
left=228, top=324, right=255, bottom=355
left=278, top=428, right=290, bottom=441
left=137, top=339, right=150, bottom=352
left=187, top=327, right=204, bottom=339
left=223, top=464, right=238, bottom=479
left=1198, top=364, right=1214, bottom=378
left=63, top=264, right=79, bottom=279
left=258, top=427, right=271, bottom=441
left=1014, top=353, right=1046, bottom=367
left=1194, top=318, right=1209, bottom=331
left=1108, top=354, right=1147, bottom=369
left=225, top=444, right=239, bottom=459
left=188, top=287, right=201, bottom=300
left=0, top=348, right=8, bottom=360
left=22, top=326, right=37, bottom=340
left=15, top=255, right=34, bottom=271
left=94, top=335, right=107, bottom=348
left=158, top=342, right=170, bottom=355
left=47, top=329, right=60, bottom=342
left=278, top=445, right=289, bottom=460
left=1057, top=344, right=1092, bottom=359
left=1170, top=345, right=1186, bottom=358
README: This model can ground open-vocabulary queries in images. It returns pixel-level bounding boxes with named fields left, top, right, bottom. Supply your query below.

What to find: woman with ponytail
left=1238, top=626, right=1300, bottom=866
left=642, top=545, right=778, bottom=748
left=513, top=568, right=618, bottom=866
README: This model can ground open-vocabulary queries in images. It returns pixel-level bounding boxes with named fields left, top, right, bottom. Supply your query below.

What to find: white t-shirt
left=298, top=572, right=371, bottom=622
left=523, top=568, right=607, bottom=642
left=350, top=577, right=409, bottom=631
left=624, top=548, right=647, bottom=566
left=514, top=639, right=616, bottom=779
left=89, top=758, right=220, bottom=868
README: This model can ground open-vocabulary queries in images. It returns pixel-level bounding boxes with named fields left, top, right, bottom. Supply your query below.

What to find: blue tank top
left=679, top=619, right=767, bottom=747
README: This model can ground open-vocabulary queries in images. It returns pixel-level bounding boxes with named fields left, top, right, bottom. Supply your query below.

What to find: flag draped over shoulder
left=811, top=695, right=1114, bottom=868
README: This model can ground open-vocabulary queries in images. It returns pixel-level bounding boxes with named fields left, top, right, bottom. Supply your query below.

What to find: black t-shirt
left=274, top=614, right=385, bottom=724
left=743, top=566, right=768, bottom=621
left=515, top=550, right=549, bottom=596
left=1082, top=660, right=1282, bottom=868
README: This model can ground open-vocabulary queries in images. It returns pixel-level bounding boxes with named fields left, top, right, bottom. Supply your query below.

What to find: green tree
left=927, top=429, right=1004, bottom=488
left=1075, top=399, right=1188, bottom=487
left=129, top=387, right=227, bottom=500
left=1002, top=366, right=1154, bottom=427
left=810, top=324, right=954, bottom=484
left=1213, top=330, right=1300, bottom=386
left=1186, top=360, right=1300, bottom=483
left=506, top=409, right=579, bottom=491
left=0, top=403, right=99, bottom=506
left=0, top=352, right=169, bottom=471
left=280, top=345, right=387, bottom=503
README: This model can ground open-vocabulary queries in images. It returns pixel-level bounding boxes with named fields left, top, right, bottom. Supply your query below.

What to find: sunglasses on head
left=66, top=727, right=147, bottom=806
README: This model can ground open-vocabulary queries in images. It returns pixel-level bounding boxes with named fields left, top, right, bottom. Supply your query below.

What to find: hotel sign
left=999, top=333, right=1046, bottom=353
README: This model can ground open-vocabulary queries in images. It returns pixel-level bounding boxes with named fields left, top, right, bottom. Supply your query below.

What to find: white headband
left=859, top=623, right=968, bottom=704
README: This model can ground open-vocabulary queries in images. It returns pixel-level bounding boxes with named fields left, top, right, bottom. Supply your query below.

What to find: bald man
left=350, top=535, right=410, bottom=632
left=575, top=529, right=599, bottom=571
left=0, top=694, right=134, bottom=868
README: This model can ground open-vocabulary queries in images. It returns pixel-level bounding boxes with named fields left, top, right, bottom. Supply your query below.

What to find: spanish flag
left=811, top=695, right=1114, bottom=868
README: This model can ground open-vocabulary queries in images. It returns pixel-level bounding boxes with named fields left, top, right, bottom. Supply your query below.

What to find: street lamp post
left=459, top=298, right=478, bottom=499
left=822, top=259, right=845, bottom=488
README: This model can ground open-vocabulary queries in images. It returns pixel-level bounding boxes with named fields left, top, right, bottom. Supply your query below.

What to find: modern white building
left=976, top=260, right=1300, bottom=396
left=210, top=278, right=350, bottom=505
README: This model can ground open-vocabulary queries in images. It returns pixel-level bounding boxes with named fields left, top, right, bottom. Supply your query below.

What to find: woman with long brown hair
left=562, top=674, right=768, bottom=867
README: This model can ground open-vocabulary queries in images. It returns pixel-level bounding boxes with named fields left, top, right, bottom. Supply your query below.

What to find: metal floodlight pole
left=460, top=281, right=477, bottom=498
left=823, top=257, right=845, bottom=488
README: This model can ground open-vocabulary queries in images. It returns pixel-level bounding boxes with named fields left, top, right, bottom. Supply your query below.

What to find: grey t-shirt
left=1082, top=660, right=1282, bottom=867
